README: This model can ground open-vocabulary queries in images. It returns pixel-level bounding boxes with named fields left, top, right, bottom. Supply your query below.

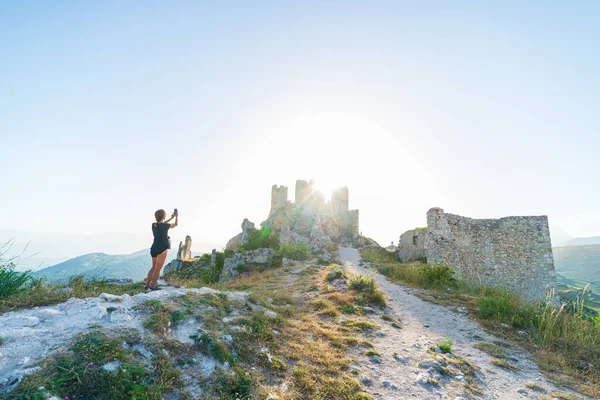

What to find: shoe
left=150, top=286, right=162, bottom=291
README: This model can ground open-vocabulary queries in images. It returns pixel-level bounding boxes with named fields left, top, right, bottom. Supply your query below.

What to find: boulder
left=225, top=232, right=243, bottom=251
left=220, top=248, right=274, bottom=282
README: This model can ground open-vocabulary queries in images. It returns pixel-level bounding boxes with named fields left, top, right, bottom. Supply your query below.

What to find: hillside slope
left=32, top=249, right=186, bottom=282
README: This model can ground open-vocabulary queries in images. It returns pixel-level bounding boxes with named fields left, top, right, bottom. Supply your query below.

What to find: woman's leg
left=150, top=250, right=168, bottom=287
left=146, top=256, right=157, bottom=287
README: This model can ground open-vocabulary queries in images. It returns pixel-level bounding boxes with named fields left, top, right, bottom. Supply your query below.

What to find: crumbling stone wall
left=425, top=208, right=558, bottom=303
left=271, top=185, right=288, bottom=209
left=331, top=187, right=349, bottom=215
left=295, top=180, right=312, bottom=204
left=397, top=229, right=426, bottom=262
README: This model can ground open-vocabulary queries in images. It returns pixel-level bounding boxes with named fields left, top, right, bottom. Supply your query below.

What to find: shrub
left=278, top=241, right=310, bottom=261
left=360, top=248, right=397, bottom=264
left=376, top=262, right=456, bottom=290
left=0, top=263, right=32, bottom=299
left=241, top=227, right=279, bottom=251
left=326, top=266, right=343, bottom=282
left=349, top=275, right=386, bottom=308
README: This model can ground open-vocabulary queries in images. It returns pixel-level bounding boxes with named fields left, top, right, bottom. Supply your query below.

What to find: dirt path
left=339, top=247, right=585, bottom=400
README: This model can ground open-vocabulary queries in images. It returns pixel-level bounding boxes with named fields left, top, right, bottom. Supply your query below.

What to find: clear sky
left=1, top=1, right=599, bottom=262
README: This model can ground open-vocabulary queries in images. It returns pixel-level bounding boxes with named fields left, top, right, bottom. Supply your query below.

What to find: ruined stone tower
left=271, top=185, right=288, bottom=209
left=271, top=179, right=359, bottom=240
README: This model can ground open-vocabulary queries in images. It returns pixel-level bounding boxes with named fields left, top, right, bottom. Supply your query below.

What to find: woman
left=146, top=209, right=178, bottom=290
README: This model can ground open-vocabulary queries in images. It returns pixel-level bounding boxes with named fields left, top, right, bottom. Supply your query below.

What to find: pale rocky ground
left=339, top=247, right=587, bottom=400
left=0, top=281, right=250, bottom=393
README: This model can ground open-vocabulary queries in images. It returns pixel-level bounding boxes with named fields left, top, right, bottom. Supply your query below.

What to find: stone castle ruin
left=397, top=208, right=559, bottom=302
left=271, top=180, right=359, bottom=240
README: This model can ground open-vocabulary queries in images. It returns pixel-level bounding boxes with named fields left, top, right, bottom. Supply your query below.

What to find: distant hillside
left=564, top=236, right=600, bottom=246
left=34, top=249, right=201, bottom=282
left=554, top=244, right=600, bottom=282
left=554, top=244, right=600, bottom=313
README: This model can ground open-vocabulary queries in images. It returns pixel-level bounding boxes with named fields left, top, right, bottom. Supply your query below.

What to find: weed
left=365, top=349, right=380, bottom=357
left=349, top=275, right=386, bottom=308
left=0, top=263, right=32, bottom=299
left=170, top=309, right=187, bottom=326
left=326, top=266, right=344, bottom=282
left=143, top=314, right=170, bottom=335
left=473, top=342, right=507, bottom=359
left=432, top=337, right=453, bottom=354
left=491, top=358, right=520, bottom=371
left=278, top=241, right=310, bottom=261
left=524, top=383, right=546, bottom=392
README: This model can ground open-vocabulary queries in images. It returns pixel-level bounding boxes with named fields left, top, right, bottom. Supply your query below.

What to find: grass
left=432, top=337, right=453, bottom=354
left=491, top=358, right=520, bottom=371
left=473, top=342, right=507, bottom=359
left=524, top=383, right=546, bottom=392
left=365, top=349, right=380, bottom=357
left=0, top=263, right=32, bottom=299
left=349, top=275, right=386, bottom=308
left=0, top=274, right=146, bottom=313
left=278, top=241, right=310, bottom=261
left=371, top=253, right=600, bottom=398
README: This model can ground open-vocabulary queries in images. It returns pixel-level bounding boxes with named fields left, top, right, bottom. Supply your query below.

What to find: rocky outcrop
left=354, top=235, right=382, bottom=249
left=219, top=248, right=274, bottom=282
left=262, top=203, right=340, bottom=255
left=177, top=236, right=192, bottom=260
left=225, top=233, right=242, bottom=251
left=225, top=218, right=257, bottom=251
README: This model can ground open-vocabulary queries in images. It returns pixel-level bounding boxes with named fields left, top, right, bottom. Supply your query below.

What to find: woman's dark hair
left=155, top=209, right=166, bottom=222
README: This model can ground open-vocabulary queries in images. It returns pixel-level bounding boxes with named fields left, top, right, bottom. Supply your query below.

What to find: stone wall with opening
left=397, top=229, right=427, bottom=262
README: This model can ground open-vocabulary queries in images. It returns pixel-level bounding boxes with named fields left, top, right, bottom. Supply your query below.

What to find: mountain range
left=32, top=249, right=202, bottom=282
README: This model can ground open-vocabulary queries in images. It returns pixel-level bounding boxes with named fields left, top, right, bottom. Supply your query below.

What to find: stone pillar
left=211, top=249, right=216, bottom=266
left=181, top=235, right=192, bottom=260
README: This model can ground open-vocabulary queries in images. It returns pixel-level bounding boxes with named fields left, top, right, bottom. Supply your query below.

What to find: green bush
left=376, top=262, right=456, bottom=290
left=0, top=263, right=32, bottom=299
left=349, top=275, right=386, bottom=308
left=278, top=241, right=310, bottom=261
left=241, top=227, right=280, bottom=251
left=360, top=248, right=398, bottom=264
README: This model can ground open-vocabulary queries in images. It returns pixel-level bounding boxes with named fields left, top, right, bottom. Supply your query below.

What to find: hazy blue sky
left=1, top=1, right=599, bottom=262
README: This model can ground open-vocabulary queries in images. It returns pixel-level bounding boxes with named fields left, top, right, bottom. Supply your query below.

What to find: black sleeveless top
left=150, top=223, right=171, bottom=257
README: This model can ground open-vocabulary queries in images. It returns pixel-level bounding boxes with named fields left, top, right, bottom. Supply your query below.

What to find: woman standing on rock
left=146, top=209, right=178, bottom=290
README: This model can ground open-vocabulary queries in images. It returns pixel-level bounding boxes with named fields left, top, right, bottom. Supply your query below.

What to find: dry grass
left=490, top=358, right=520, bottom=371
left=473, top=342, right=508, bottom=359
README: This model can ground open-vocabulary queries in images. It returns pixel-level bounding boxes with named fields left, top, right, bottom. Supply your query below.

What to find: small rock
left=264, top=310, right=277, bottom=319
left=362, top=306, right=376, bottom=313
left=361, top=375, right=372, bottom=386
left=272, top=330, right=281, bottom=338
left=418, top=360, right=442, bottom=371
left=501, top=323, right=510, bottom=328
left=110, top=308, right=133, bottom=322
left=447, top=353, right=456, bottom=359
left=393, top=354, right=409, bottom=364
left=391, top=383, right=398, bottom=390
left=267, top=298, right=273, bottom=303
left=416, top=374, right=430, bottom=385
left=382, top=380, right=390, bottom=388
left=517, top=330, right=527, bottom=336
left=517, top=388, right=528, bottom=396
left=62, top=298, right=87, bottom=315
left=101, top=361, right=121, bottom=373
left=2, top=316, right=40, bottom=328
left=423, top=324, right=430, bottom=328
left=99, top=293, right=123, bottom=302
left=220, top=335, right=234, bottom=344
left=433, top=346, right=443, bottom=353
left=31, top=308, right=63, bottom=319
left=454, top=397, right=469, bottom=400
left=371, top=355, right=382, bottom=364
